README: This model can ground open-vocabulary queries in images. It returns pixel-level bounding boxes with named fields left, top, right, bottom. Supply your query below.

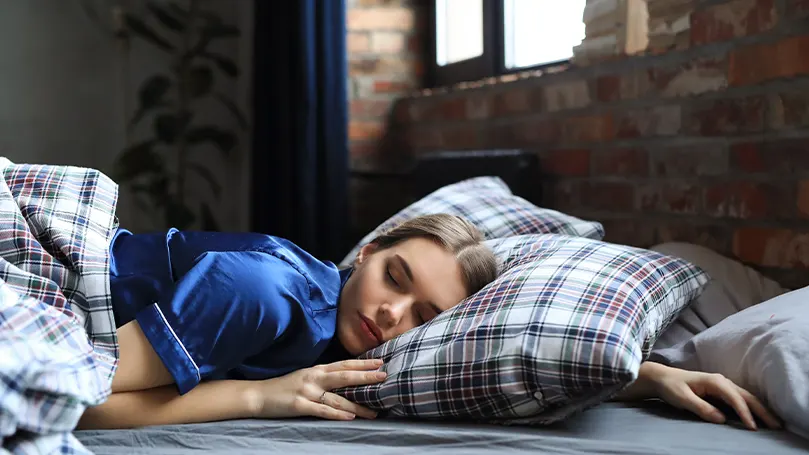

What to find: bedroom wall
left=0, top=0, right=253, bottom=233
left=358, top=0, right=809, bottom=288
left=346, top=0, right=427, bottom=239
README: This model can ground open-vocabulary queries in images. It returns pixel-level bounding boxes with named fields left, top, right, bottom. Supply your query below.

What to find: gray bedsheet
left=75, top=402, right=809, bottom=455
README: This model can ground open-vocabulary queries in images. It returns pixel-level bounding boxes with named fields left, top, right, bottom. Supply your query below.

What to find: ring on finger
left=319, top=391, right=328, bottom=404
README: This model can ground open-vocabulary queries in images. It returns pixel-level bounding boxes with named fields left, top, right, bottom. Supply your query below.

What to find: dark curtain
left=251, top=0, right=349, bottom=262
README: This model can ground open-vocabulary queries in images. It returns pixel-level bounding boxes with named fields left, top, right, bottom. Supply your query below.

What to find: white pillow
left=649, top=242, right=787, bottom=350
left=650, top=286, right=809, bottom=440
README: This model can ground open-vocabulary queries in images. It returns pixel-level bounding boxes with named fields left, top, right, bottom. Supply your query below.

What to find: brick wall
left=346, top=0, right=426, bottom=241
left=358, top=0, right=809, bottom=288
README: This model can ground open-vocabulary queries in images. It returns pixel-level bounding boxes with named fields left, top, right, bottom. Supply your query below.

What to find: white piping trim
left=153, top=303, right=201, bottom=382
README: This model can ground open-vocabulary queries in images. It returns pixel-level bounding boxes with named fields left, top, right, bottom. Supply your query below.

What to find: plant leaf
left=114, top=140, right=161, bottom=182
left=200, top=203, right=220, bottom=231
left=154, top=112, right=191, bottom=144
left=186, top=66, right=214, bottom=98
left=131, top=75, right=172, bottom=125
left=124, top=14, right=175, bottom=52
left=146, top=1, right=186, bottom=32
left=165, top=199, right=195, bottom=229
left=213, top=92, right=248, bottom=130
left=187, top=162, right=222, bottom=199
left=200, top=52, right=239, bottom=78
left=185, top=126, right=237, bottom=155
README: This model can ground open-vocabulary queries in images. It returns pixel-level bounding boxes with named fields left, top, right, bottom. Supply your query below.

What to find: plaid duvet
left=0, top=158, right=119, bottom=454
left=338, top=234, right=709, bottom=425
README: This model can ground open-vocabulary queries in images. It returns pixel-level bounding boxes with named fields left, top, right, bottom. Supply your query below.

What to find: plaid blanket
left=0, top=158, right=119, bottom=454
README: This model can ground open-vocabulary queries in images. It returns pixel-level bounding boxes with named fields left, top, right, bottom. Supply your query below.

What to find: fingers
left=321, top=392, right=378, bottom=420
left=322, top=369, right=387, bottom=390
left=323, top=358, right=384, bottom=372
left=676, top=386, right=727, bottom=425
left=705, top=376, right=757, bottom=430
left=303, top=400, right=357, bottom=421
left=736, top=385, right=782, bottom=430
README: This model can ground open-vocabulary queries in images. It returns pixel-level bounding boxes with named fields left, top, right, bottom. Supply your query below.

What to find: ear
left=356, top=242, right=378, bottom=265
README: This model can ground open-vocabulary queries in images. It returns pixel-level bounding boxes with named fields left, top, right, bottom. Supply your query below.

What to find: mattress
left=75, top=402, right=809, bottom=455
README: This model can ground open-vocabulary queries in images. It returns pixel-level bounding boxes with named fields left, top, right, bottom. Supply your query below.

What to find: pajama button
left=534, top=391, right=543, bottom=400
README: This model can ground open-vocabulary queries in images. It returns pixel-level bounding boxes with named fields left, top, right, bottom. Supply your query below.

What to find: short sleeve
left=134, top=250, right=309, bottom=394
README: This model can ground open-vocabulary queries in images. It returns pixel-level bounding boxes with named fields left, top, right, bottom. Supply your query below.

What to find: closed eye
left=386, top=265, right=399, bottom=289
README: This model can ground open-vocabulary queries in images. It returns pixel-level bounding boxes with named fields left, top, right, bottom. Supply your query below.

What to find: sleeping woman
left=78, top=214, right=781, bottom=431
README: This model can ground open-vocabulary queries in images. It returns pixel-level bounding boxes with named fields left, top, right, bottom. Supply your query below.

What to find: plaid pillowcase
left=340, top=177, right=604, bottom=265
left=337, top=234, right=709, bottom=425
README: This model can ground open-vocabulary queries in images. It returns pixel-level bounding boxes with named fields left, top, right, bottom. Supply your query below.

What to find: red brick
left=348, top=33, right=370, bottom=53
left=617, top=105, right=682, bottom=138
left=788, top=0, right=809, bottom=16
left=465, top=95, right=490, bottom=120
left=371, top=32, right=406, bottom=53
left=580, top=182, right=635, bottom=211
left=491, top=88, right=541, bottom=116
left=729, top=35, right=809, bottom=86
left=691, top=0, right=777, bottom=46
left=373, top=80, right=414, bottom=93
left=349, top=56, right=421, bottom=75
left=638, top=182, right=701, bottom=214
left=349, top=121, right=386, bottom=140
left=704, top=181, right=789, bottom=219
left=596, top=76, right=621, bottom=103
left=731, top=139, right=809, bottom=173
left=733, top=228, right=809, bottom=268
left=540, top=149, right=591, bottom=177
left=510, top=118, right=562, bottom=146
left=542, top=80, right=591, bottom=112
left=651, top=144, right=728, bottom=177
left=797, top=180, right=809, bottom=217
left=593, top=148, right=648, bottom=177
left=560, top=115, right=614, bottom=144
left=656, top=59, right=728, bottom=97
left=348, top=8, right=415, bottom=31
left=686, top=96, right=765, bottom=135
left=439, top=125, right=482, bottom=150
left=351, top=99, right=393, bottom=118
left=767, top=89, right=809, bottom=130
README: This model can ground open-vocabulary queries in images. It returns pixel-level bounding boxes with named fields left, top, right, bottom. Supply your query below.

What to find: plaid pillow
left=340, top=177, right=603, bottom=265
left=337, top=234, right=709, bottom=425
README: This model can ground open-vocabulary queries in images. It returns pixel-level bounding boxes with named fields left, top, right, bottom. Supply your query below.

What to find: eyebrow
left=394, top=254, right=443, bottom=315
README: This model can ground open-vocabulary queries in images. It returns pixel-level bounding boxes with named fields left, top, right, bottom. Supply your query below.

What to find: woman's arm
left=77, top=380, right=261, bottom=429
left=78, top=358, right=387, bottom=430
left=615, top=361, right=780, bottom=431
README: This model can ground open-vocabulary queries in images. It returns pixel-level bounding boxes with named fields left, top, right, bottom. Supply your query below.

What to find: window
left=428, top=0, right=587, bottom=87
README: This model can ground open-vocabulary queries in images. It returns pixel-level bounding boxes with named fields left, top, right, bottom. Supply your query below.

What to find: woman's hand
left=253, top=358, right=386, bottom=421
left=633, top=362, right=781, bottom=431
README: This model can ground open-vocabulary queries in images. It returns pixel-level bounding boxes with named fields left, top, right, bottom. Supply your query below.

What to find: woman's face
left=337, top=237, right=468, bottom=356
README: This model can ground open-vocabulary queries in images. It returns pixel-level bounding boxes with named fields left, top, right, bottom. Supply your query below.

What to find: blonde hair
left=368, top=214, right=497, bottom=296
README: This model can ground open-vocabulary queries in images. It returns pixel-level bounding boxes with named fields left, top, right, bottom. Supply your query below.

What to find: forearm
left=613, top=361, right=670, bottom=401
left=77, top=380, right=262, bottom=430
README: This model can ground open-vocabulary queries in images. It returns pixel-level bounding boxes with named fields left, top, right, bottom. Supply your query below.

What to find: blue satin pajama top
left=109, top=228, right=351, bottom=395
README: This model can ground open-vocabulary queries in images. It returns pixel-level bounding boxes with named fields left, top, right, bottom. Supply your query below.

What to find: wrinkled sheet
left=0, top=158, right=119, bottom=454
left=76, top=402, right=809, bottom=455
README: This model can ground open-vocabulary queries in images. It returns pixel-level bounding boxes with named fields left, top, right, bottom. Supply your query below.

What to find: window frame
left=426, top=0, right=575, bottom=88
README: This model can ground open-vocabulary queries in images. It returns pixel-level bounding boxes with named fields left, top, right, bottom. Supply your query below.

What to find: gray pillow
left=649, top=242, right=787, bottom=350
left=649, top=286, right=809, bottom=439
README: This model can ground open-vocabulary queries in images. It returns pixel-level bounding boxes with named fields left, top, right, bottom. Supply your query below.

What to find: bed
left=75, top=403, right=809, bottom=454
left=5, top=153, right=808, bottom=454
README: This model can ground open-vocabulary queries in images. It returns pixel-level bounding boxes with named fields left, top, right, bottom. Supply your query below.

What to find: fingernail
left=376, top=372, right=388, bottom=379
left=374, top=359, right=384, bottom=365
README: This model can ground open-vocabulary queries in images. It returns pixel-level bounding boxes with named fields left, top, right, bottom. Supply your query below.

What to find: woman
left=78, top=214, right=780, bottom=431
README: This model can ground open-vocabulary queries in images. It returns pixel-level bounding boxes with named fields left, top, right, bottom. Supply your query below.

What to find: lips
left=358, top=312, right=383, bottom=346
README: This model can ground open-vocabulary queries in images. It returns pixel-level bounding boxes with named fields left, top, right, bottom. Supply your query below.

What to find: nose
left=379, top=295, right=413, bottom=329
